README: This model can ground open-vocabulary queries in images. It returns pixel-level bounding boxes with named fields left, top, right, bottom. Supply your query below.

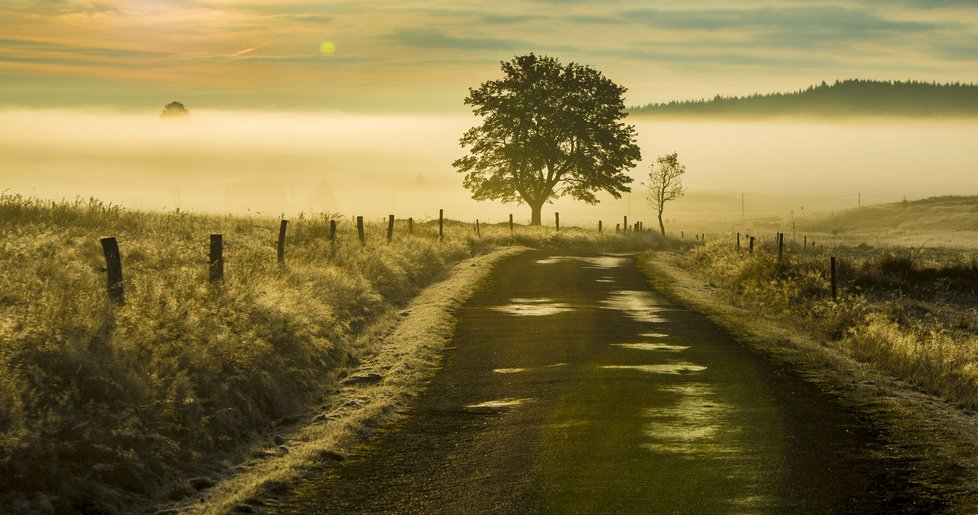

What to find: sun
left=319, top=40, right=336, bottom=55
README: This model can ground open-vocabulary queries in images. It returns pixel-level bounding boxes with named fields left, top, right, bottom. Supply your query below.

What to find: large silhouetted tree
left=646, top=152, right=686, bottom=236
left=454, top=54, right=641, bottom=225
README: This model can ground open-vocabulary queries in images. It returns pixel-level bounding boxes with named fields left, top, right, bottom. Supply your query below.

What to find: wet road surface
left=276, top=251, right=934, bottom=513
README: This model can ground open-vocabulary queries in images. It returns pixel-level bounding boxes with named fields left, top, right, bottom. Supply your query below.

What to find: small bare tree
left=646, top=152, right=686, bottom=236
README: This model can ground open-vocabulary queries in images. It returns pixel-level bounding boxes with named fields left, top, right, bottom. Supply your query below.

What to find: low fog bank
left=1, top=108, right=975, bottom=227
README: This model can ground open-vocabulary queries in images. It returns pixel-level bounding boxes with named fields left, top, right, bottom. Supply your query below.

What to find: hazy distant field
left=2, top=109, right=976, bottom=228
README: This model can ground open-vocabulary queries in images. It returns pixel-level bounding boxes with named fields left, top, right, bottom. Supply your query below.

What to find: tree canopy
left=160, top=101, right=189, bottom=118
left=453, top=53, right=641, bottom=225
left=631, top=79, right=978, bottom=118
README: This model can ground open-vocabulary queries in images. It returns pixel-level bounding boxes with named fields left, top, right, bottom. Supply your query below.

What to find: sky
left=2, top=0, right=978, bottom=112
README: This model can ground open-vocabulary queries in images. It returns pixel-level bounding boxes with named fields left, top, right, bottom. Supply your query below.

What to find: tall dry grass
left=681, top=234, right=978, bottom=409
left=0, top=193, right=666, bottom=513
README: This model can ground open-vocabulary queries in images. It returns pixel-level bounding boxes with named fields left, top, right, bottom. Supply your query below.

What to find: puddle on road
left=612, top=343, right=689, bottom=352
left=464, top=398, right=532, bottom=413
left=494, top=363, right=566, bottom=373
left=600, top=362, right=707, bottom=375
left=600, top=290, right=667, bottom=323
left=490, top=297, right=574, bottom=316
left=535, top=256, right=629, bottom=269
left=641, top=384, right=740, bottom=456
left=640, top=332, right=670, bottom=339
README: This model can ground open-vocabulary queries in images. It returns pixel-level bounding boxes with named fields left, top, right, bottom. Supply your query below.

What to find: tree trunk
left=529, top=201, right=543, bottom=226
left=658, top=209, right=666, bottom=236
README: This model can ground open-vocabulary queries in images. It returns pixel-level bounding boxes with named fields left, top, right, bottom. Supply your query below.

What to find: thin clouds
left=0, top=0, right=977, bottom=110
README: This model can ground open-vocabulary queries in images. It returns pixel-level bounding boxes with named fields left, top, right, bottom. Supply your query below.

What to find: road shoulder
left=638, top=250, right=978, bottom=511
left=159, top=246, right=530, bottom=514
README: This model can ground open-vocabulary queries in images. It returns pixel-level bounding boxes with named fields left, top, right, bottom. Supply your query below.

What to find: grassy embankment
left=0, top=193, right=663, bottom=513
left=669, top=198, right=978, bottom=410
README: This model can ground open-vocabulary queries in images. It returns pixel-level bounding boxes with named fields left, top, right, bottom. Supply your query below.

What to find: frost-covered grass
left=0, top=193, right=665, bottom=513
left=679, top=235, right=978, bottom=409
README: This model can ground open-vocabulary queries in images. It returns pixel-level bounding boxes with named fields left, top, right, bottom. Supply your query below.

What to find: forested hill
left=630, top=80, right=978, bottom=118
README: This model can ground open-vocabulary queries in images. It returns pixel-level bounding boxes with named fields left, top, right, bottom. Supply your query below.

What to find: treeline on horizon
left=631, top=79, right=978, bottom=117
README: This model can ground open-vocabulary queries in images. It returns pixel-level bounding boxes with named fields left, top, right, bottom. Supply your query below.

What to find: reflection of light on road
left=600, top=290, right=667, bottom=323
left=612, top=342, right=688, bottom=352
left=640, top=332, right=670, bottom=338
left=490, top=297, right=574, bottom=316
left=641, top=383, right=736, bottom=455
left=493, top=368, right=528, bottom=374
left=600, top=362, right=706, bottom=374
left=534, top=256, right=629, bottom=269
left=465, top=398, right=532, bottom=411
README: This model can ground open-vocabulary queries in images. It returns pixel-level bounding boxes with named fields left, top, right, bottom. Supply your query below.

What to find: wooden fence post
left=476, top=219, right=481, bottom=237
left=209, top=234, right=223, bottom=282
left=598, top=220, right=603, bottom=233
left=387, top=214, right=395, bottom=242
left=409, top=217, right=414, bottom=234
left=328, top=220, right=337, bottom=242
left=737, top=232, right=741, bottom=250
left=356, top=216, right=365, bottom=245
left=555, top=212, right=560, bottom=232
left=439, top=209, right=444, bottom=242
left=831, top=256, right=837, bottom=300
left=277, top=220, right=288, bottom=264
left=100, top=237, right=124, bottom=304
left=615, top=223, right=620, bottom=233
left=749, top=236, right=755, bottom=254
left=778, top=232, right=784, bottom=263
left=681, top=231, right=684, bottom=239
left=509, top=213, right=514, bottom=233
left=624, top=215, right=628, bottom=232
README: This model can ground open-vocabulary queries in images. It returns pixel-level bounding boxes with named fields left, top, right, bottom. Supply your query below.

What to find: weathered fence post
left=509, top=213, right=514, bottom=233
left=616, top=223, right=620, bottom=233
left=555, top=212, right=560, bottom=232
left=749, top=236, right=755, bottom=254
left=831, top=256, right=837, bottom=300
left=681, top=231, right=684, bottom=239
left=624, top=215, right=628, bottom=232
left=387, top=214, right=395, bottom=242
left=356, top=216, right=365, bottom=245
left=476, top=219, right=481, bottom=237
left=409, top=217, right=414, bottom=234
left=328, top=220, right=337, bottom=242
left=737, top=232, right=741, bottom=250
left=439, top=209, right=444, bottom=242
left=100, top=237, right=124, bottom=304
left=277, top=219, right=288, bottom=264
left=209, top=234, right=223, bottom=282
left=598, top=220, right=603, bottom=233
left=778, top=232, right=784, bottom=263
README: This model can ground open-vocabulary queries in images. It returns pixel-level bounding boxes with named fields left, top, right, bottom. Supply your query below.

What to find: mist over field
left=2, top=108, right=976, bottom=225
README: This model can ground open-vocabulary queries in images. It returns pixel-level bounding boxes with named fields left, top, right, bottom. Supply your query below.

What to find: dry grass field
left=674, top=200, right=978, bottom=410
left=0, top=193, right=663, bottom=513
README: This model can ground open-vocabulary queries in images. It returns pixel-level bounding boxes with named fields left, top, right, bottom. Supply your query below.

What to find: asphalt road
left=276, top=250, right=936, bottom=513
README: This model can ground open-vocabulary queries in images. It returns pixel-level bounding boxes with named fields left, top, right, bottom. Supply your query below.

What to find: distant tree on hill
left=161, top=101, right=189, bottom=118
left=646, top=152, right=686, bottom=236
left=454, top=53, right=641, bottom=225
